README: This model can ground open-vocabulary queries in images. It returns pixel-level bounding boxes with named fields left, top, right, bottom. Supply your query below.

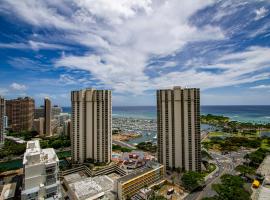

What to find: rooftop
left=257, top=185, right=270, bottom=200
left=23, top=140, right=58, bottom=165
left=257, top=155, right=270, bottom=176
left=69, top=176, right=114, bottom=200
left=0, top=183, right=16, bottom=200
left=64, top=172, right=89, bottom=185
left=117, top=162, right=162, bottom=183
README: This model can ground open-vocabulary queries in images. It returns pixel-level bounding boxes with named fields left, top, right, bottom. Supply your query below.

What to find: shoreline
left=112, top=132, right=142, bottom=142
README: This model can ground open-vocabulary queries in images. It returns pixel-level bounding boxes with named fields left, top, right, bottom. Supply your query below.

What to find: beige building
left=63, top=119, right=71, bottom=137
left=34, top=105, right=62, bottom=119
left=157, top=86, right=201, bottom=172
left=0, top=96, right=5, bottom=145
left=116, top=162, right=164, bottom=199
left=6, top=97, right=35, bottom=132
left=33, top=117, right=45, bottom=136
left=44, top=98, right=52, bottom=136
left=71, top=88, right=112, bottom=164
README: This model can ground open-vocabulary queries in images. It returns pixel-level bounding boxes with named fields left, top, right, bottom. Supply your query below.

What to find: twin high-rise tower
left=71, top=87, right=201, bottom=172
left=157, top=86, right=201, bottom=171
left=71, top=88, right=112, bottom=164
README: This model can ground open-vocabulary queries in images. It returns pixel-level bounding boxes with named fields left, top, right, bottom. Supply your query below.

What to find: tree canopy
left=181, top=171, right=205, bottom=191
left=203, top=174, right=251, bottom=200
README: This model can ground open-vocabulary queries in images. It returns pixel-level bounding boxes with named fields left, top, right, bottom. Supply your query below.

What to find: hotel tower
left=71, top=88, right=112, bottom=164
left=6, top=97, right=35, bottom=132
left=44, top=97, right=52, bottom=136
left=156, top=86, right=201, bottom=172
left=0, top=96, right=5, bottom=145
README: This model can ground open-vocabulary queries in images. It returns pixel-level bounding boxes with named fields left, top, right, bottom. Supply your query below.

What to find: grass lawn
left=208, top=132, right=225, bottom=137
left=261, top=139, right=270, bottom=150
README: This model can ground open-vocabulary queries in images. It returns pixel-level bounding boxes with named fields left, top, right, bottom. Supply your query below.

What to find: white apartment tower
left=0, top=96, right=5, bottom=145
left=21, top=140, right=61, bottom=200
left=157, top=86, right=201, bottom=172
left=71, top=88, right=112, bottom=164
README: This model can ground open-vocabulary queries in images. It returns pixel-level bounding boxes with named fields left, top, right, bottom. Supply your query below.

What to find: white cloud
left=75, top=0, right=153, bottom=24
left=28, top=40, right=69, bottom=50
left=250, top=85, right=270, bottom=89
left=0, top=41, right=68, bottom=51
left=255, top=7, right=268, bottom=20
left=2, top=0, right=270, bottom=99
left=10, top=83, right=27, bottom=91
left=50, top=0, right=224, bottom=94
left=0, top=88, right=8, bottom=96
left=150, top=46, right=270, bottom=90
left=58, top=74, right=78, bottom=85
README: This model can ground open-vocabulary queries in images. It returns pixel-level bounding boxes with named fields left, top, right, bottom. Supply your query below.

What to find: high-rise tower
left=44, top=98, right=52, bottom=136
left=0, top=96, right=5, bottom=145
left=6, top=97, right=35, bottom=132
left=156, top=86, right=201, bottom=172
left=71, top=88, right=112, bottom=164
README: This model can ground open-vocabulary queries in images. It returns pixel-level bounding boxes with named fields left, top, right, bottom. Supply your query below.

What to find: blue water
left=63, top=105, right=270, bottom=123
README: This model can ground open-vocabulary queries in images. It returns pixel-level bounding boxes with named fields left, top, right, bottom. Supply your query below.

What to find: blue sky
left=0, top=0, right=270, bottom=106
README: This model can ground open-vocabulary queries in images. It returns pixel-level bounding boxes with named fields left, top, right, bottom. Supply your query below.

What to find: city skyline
left=0, top=1, right=270, bottom=106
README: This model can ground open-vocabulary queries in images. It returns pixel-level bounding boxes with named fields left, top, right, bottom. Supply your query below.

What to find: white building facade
left=21, top=140, right=61, bottom=200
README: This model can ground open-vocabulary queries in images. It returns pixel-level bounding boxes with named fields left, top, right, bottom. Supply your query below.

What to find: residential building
left=55, top=112, right=70, bottom=126
left=0, top=96, right=5, bottom=145
left=21, top=140, right=61, bottom=200
left=51, top=105, right=62, bottom=118
left=63, top=119, right=71, bottom=137
left=34, top=105, right=62, bottom=119
left=116, top=162, right=165, bottom=199
left=71, top=88, right=112, bottom=164
left=33, top=117, right=45, bottom=136
left=44, top=98, right=52, bottom=136
left=4, top=116, right=8, bottom=129
left=156, top=86, right=201, bottom=172
left=51, top=119, right=61, bottom=135
left=34, top=106, right=44, bottom=119
left=6, top=97, right=35, bottom=132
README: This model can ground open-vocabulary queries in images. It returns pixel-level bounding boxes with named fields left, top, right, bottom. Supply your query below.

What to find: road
left=184, top=149, right=252, bottom=200
left=112, top=140, right=136, bottom=149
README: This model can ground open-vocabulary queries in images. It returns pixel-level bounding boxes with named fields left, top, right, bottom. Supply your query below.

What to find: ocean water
left=63, top=105, right=270, bottom=123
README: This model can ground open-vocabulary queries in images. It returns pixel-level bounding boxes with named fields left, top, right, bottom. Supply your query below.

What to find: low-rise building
left=254, top=177, right=270, bottom=200
left=0, top=183, right=16, bottom=200
left=116, top=162, right=164, bottom=199
left=21, top=140, right=61, bottom=200
left=64, top=173, right=115, bottom=200
left=61, top=162, right=164, bottom=200
left=256, top=155, right=270, bottom=177
left=253, top=155, right=270, bottom=200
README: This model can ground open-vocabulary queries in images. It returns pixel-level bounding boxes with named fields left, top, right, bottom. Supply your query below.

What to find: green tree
left=235, top=165, right=255, bottom=176
left=181, top=171, right=205, bottom=191
left=210, top=174, right=250, bottom=200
